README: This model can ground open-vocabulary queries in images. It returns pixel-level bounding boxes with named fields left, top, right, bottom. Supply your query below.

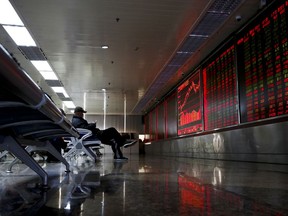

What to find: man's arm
left=72, top=117, right=90, bottom=129
left=72, top=117, right=99, bottom=134
left=86, top=123, right=96, bottom=131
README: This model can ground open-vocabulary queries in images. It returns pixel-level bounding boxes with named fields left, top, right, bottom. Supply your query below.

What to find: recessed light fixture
left=51, top=87, right=69, bottom=98
left=39, top=71, right=58, bottom=80
left=189, top=34, right=209, bottom=38
left=101, top=45, right=109, bottom=49
left=31, top=60, right=52, bottom=71
left=3, top=26, right=36, bottom=46
left=0, top=0, right=24, bottom=26
left=31, top=60, right=58, bottom=80
left=63, top=101, right=76, bottom=109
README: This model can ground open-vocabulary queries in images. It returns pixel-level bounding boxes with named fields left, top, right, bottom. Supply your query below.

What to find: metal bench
left=0, top=44, right=79, bottom=187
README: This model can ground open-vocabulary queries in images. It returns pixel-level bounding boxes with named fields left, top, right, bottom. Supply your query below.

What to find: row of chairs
left=0, top=44, right=101, bottom=187
left=1, top=128, right=102, bottom=171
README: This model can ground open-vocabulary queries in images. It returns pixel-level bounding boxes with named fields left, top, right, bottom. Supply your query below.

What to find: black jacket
left=72, top=115, right=100, bottom=134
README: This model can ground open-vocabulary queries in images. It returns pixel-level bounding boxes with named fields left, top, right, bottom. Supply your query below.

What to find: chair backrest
left=0, top=44, right=79, bottom=140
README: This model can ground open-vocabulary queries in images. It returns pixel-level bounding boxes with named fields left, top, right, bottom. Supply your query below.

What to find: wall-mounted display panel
left=177, top=70, right=202, bottom=135
left=144, top=0, right=288, bottom=141
left=149, top=109, right=157, bottom=141
left=237, top=0, right=288, bottom=122
left=157, top=102, right=165, bottom=139
left=203, top=44, right=238, bottom=130
left=166, top=92, right=178, bottom=138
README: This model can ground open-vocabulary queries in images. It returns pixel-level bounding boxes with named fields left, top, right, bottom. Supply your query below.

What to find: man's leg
left=101, top=127, right=125, bottom=147
left=109, top=139, right=128, bottom=160
left=99, top=128, right=128, bottom=160
left=110, top=139, right=123, bottom=158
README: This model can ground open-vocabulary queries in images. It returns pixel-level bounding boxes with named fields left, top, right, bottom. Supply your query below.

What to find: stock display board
left=203, top=44, right=238, bottom=130
left=157, top=102, right=165, bottom=139
left=177, top=70, right=202, bottom=135
left=166, top=92, right=178, bottom=138
left=237, top=0, right=288, bottom=122
left=145, top=0, right=288, bottom=140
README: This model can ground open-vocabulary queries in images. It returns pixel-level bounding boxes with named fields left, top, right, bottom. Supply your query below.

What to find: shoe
left=123, top=140, right=137, bottom=148
left=114, top=156, right=128, bottom=161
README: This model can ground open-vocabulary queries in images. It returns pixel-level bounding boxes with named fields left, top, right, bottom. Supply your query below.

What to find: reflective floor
left=0, top=153, right=288, bottom=216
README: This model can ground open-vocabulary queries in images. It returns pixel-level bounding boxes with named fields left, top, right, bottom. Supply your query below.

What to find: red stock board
left=177, top=70, right=202, bottom=135
left=203, top=45, right=238, bottom=130
left=237, top=0, right=288, bottom=122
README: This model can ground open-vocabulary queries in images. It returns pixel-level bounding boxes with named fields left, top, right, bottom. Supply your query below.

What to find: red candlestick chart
left=177, top=71, right=202, bottom=135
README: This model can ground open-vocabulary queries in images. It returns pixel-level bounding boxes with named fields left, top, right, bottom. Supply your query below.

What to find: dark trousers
left=92, top=127, right=125, bottom=157
left=47, top=137, right=67, bottom=161
left=99, top=127, right=125, bottom=146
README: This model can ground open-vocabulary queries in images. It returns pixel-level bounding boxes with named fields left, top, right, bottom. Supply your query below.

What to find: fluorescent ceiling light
left=31, top=60, right=52, bottom=71
left=189, top=34, right=209, bottom=38
left=3, top=26, right=36, bottom=46
left=39, top=71, right=58, bottom=80
left=177, top=51, right=193, bottom=54
left=31, top=60, right=58, bottom=80
left=101, top=45, right=109, bottom=49
left=63, top=101, right=75, bottom=109
left=0, top=0, right=24, bottom=26
left=51, top=87, right=69, bottom=98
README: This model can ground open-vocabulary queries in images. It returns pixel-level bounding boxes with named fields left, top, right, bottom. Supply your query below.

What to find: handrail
left=76, top=128, right=93, bottom=140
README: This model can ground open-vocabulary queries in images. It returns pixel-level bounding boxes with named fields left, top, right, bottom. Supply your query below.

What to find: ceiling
left=0, top=0, right=263, bottom=115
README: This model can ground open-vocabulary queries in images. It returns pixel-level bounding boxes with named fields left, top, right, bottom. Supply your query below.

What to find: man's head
left=74, top=106, right=87, bottom=117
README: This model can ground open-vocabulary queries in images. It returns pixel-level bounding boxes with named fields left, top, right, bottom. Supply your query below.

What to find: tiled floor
left=0, top=153, right=287, bottom=216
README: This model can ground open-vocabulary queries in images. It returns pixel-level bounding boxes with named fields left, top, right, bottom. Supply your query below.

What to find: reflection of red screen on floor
left=177, top=70, right=202, bottom=135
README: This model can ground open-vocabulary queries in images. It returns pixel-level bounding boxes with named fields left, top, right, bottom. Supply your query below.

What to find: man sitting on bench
left=72, top=106, right=136, bottom=161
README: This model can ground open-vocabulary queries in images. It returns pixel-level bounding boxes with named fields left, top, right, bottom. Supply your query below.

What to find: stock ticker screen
left=237, top=0, right=288, bottom=122
left=177, top=70, right=202, bottom=135
left=170, top=0, right=288, bottom=137
left=203, top=44, right=238, bottom=131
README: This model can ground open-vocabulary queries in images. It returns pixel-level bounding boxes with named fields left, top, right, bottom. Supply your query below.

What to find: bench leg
left=82, top=145, right=98, bottom=162
left=0, top=150, right=10, bottom=161
left=43, top=141, right=70, bottom=172
left=64, top=141, right=98, bottom=162
left=63, top=146, right=78, bottom=159
left=6, top=156, right=21, bottom=173
left=0, top=136, right=49, bottom=187
left=6, top=141, right=70, bottom=173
